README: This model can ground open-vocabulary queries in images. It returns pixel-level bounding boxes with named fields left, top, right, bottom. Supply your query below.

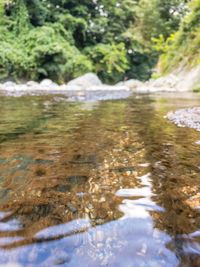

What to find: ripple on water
left=116, top=173, right=162, bottom=218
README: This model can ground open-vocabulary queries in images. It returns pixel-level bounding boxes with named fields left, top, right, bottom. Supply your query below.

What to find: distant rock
left=116, top=79, right=143, bottom=90
left=40, top=79, right=59, bottom=90
left=27, top=81, right=39, bottom=88
left=148, top=74, right=180, bottom=89
left=67, top=73, right=102, bottom=89
left=134, top=74, right=183, bottom=93
left=2, top=81, right=17, bottom=91
left=15, top=84, right=28, bottom=92
left=176, top=65, right=200, bottom=91
left=4, top=81, right=16, bottom=86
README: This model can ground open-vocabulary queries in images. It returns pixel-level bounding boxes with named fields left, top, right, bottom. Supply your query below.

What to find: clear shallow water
left=0, top=93, right=200, bottom=266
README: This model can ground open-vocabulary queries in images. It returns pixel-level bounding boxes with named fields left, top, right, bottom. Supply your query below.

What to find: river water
left=0, top=92, right=200, bottom=267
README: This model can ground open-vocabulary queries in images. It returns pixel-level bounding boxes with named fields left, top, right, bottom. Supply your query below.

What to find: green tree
left=132, top=0, right=188, bottom=50
left=86, top=42, right=129, bottom=83
left=158, top=0, right=200, bottom=73
left=0, top=0, right=189, bottom=83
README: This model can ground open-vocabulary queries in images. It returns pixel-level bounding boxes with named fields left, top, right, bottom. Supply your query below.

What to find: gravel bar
left=166, top=107, right=200, bottom=131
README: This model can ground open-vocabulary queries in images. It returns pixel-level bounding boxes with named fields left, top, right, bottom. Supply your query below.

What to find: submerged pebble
left=67, top=203, right=77, bottom=213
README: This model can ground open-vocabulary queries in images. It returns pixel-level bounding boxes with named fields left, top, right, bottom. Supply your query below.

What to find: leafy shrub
left=0, top=0, right=192, bottom=83
left=0, top=24, right=93, bottom=83
left=85, top=43, right=129, bottom=83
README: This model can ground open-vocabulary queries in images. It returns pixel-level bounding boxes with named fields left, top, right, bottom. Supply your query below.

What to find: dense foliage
left=0, top=0, right=189, bottom=83
left=157, top=0, right=200, bottom=73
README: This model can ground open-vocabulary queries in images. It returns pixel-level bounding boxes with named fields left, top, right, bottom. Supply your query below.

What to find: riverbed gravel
left=166, top=107, right=200, bottom=131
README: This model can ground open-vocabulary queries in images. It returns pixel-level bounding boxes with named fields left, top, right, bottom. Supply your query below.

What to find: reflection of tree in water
left=126, top=96, right=200, bottom=266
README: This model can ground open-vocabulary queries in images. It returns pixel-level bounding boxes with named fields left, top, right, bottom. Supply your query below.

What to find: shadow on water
left=0, top=93, right=199, bottom=266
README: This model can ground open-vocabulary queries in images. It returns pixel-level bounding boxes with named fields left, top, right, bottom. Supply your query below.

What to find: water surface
left=0, top=93, right=200, bottom=267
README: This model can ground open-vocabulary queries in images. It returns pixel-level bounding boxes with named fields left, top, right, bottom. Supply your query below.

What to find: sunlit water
left=0, top=93, right=200, bottom=267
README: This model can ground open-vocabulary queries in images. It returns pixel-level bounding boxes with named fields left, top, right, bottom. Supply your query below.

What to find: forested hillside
left=0, top=0, right=191, bottom=83
left=158, top=0, right=200, bottom=74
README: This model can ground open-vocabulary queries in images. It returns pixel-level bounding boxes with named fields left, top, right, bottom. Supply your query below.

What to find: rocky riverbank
left=166, top=107, right=200, bottom=132
left=2, top=71, right=200, bottom=130
left=0, top=73, right=131, bottom=100
left=1, top=66, right=199, bottom=97
left=0, top=64, right=200, bottom=101
left=0, top=73, right=190, bottom=95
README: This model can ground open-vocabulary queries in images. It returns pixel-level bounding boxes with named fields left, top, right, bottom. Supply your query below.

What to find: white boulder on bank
left=26, top=81, right=39, bottom=87
left=175, top=64, right=200, bottom=91
left=148, top=74, right=180, bottom=89
left=40, top=79, right=59, bottom=90
left=0, top=81, right=18, bottom=91
left=135, top=65, right=200, bottom=93
left=67, top=73, right=102, bottom=89
left=134, top=74, right=183, bottom=93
